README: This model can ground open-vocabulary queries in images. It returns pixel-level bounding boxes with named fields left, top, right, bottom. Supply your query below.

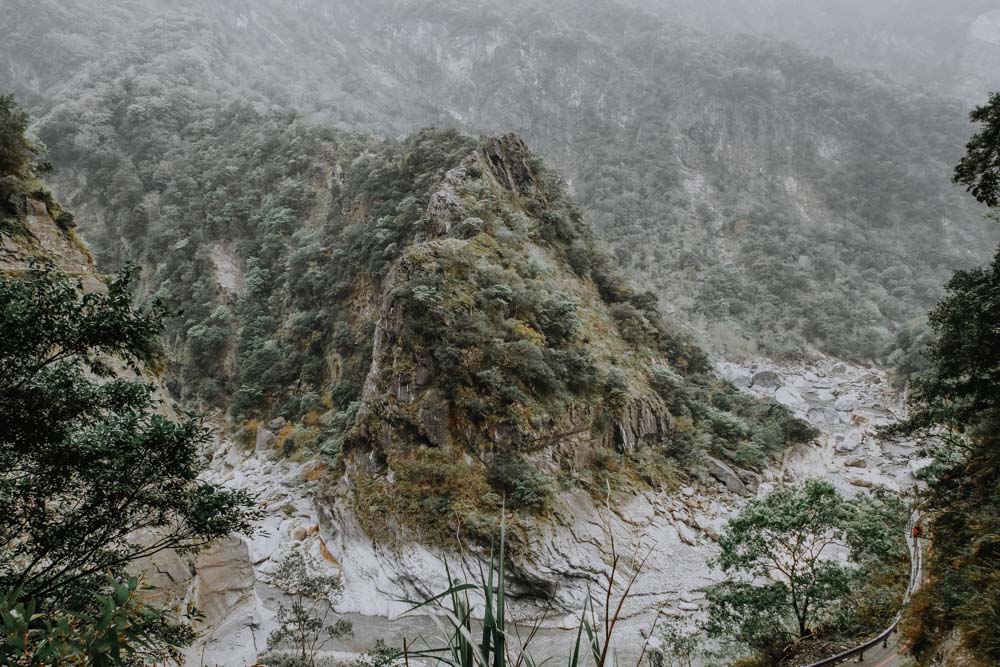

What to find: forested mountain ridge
left=24, top=96, right=815, bottom=544
left=4, top=0, right=997, bottom=364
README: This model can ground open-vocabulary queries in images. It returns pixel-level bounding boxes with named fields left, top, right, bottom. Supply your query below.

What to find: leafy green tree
left=0, top=94, right=35, bottom=178
left=0, top=263, right=259, bottom=662
left=705, top=480, right=896, bottom=661
left=1, top=576, right=190, bottom=665
left=883, top=94, right=1000, bottom=660
left=886, top=252, right=1000, bottom=663
left=265, top=550, right=352, bottom=666
left=955, top=92, right=1000, bottom=208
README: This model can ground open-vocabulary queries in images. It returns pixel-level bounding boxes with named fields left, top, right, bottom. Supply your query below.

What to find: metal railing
left=802, top=513, right=923, bottom=667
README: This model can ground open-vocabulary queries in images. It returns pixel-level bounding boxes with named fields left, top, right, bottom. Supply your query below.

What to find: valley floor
left=152, top=355, right=923, bottom=666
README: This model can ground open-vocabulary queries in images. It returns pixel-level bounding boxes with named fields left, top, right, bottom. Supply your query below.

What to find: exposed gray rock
left=704, top=456, right=747, bottom=495
left=416, top=389, right=451, bottom=447
left=909, top=457, right=934, bottom=477
left=834, top=395, right=857, bottom=411
left=255, top=426, right=276, bottom=453
left=835, top=432, right=862, bottom=453
left=751, top=370, right=781, bottom=388
left=615, top=397, right=668, bottom=451
left=692, top=515, right=721, bottom=540
left=806, top=406, right=841, bottom=425
left=737, top=468, right=762, bottom=494
left=775, top=386, right=803, bottom=406
left=675, top=521, right=698, bottom=546
left=414, top=353, right=434, bottom=386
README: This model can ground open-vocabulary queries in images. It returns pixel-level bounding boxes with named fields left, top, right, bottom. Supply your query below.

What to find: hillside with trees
left=887, top=92, right=1000, bottom=666
left=1, top=99, right=258, bottom=663
left=2, top=0, right=996, bottom=363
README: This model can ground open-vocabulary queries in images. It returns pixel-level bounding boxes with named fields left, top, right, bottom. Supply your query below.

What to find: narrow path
left=802, top=518, right=922, bottom=667
left=854, top=528, right=923, bottom=667
left=855, top=640, right=901, bottom=666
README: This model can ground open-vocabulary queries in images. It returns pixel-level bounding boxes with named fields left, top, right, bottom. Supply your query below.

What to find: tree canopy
left=883, top=90, right=1000, bottom=664
left=706, top=480, right=904, bottom=662
left=0, top=263, right=259, bottom=663
left=955, top=92, right=1000, bottom=208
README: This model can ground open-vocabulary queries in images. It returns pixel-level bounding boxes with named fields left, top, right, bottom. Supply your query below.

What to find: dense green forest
left=3, top=0, right=996, bottom=364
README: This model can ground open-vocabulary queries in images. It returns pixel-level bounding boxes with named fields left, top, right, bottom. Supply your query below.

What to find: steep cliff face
left=0, top=186, right=94, bottom=279
left=334, top=134, right=713, bottom=545
left=353, top=136, right=675, bottom=456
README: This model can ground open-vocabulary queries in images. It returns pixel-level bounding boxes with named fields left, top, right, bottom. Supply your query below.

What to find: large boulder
left=255, top=425, right=276, bottom=453
left=834, top=394, right=857, bottom=411
left=835, top=432, right=863, bottom=453
left=806, top=406, right=841, bottom=425
left=704, top=456, right=748, bottom=495
left=675, top=520, right=698, bottom=546
left=751, top=370, right=782, bottom=388
left=775, top=386, right=803, bottom=407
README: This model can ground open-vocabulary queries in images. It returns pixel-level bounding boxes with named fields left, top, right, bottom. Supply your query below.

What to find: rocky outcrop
left=482, top=134, right=536, bottom=196
left=0, top=194, right=96, bottom=283
left=614, top=397, right=670, bottom=452
left=751, top=370, right=782, bottom=388
left=704, top=456, right=747, bottom=495
left=718, top=357, right=919, bottom=495
left=349, top=136, right=681, bottom=468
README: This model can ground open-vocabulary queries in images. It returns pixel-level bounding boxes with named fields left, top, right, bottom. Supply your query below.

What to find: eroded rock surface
left=164, top=356, right=918, bottom=665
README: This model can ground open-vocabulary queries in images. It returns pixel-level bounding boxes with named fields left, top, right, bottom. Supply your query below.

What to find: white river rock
left=164, top=355, right=919, bottom=665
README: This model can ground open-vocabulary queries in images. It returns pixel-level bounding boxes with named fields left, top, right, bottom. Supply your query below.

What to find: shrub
left=487, top=454, right=555, bottom=512
left=603, top=367, right=630, bottom=414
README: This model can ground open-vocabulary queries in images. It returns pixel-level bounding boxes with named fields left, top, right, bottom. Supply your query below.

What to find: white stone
left=775, top=386, right=803, bottom=406
left=835, top=395, right=857, bottom=411
left=675, top=521, right=698, bottom=546
left=909, top=457, right=934, bottom=477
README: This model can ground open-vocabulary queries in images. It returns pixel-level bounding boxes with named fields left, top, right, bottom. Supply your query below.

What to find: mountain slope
left=4, top=0, right=997, bottom=363
left=627, top=0, right=1000, bottom=104
left=28, top=99, right=813, bottom=543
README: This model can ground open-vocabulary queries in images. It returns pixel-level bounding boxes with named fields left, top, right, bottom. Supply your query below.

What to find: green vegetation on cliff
left=9, top=90, right=814, bottom=546
left=3, top=0, right=996, bottom=364
left=0, top=259, right=258, bottom=663
left=1, top=107, right=257, bottom=663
